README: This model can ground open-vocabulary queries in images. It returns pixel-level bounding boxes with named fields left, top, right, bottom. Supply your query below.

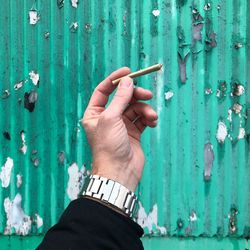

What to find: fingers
left=105, top=77, right=134, bottom=117
left=124, top=102, right=158, bottom=123
left=130, top=87, right=153, bottom=104
left=134, top=117, right=158, bottom=133
left=87, top=67, right=130, bottom=109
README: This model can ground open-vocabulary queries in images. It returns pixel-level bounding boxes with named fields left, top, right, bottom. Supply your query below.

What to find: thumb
left=106, top=76, right=134, bottom=117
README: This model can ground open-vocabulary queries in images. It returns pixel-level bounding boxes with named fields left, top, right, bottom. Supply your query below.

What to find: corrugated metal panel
left=0, top=0, right=249, bottom=246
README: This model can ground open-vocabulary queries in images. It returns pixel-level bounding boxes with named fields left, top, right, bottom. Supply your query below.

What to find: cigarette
left=112, top=63, right=163, bottom=85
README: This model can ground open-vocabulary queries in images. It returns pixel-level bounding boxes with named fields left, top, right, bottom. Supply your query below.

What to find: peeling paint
left=67, top=163, right=86, bottom=200
left=205, top=88, right=213, bottom=95
left=24, top=91, right=38, bottom=112
left=216, top=121, right=228, bottom=144
left=204, top=143, right=214, bottom=181
left=238, top=128, right=246, bottom=140
left=71, top=0, right=78, bottom=8
left=177, top=52, right=190, bottom=83
left=14, top=80, right=28, bottom=90
left=137, top=202, right=167, bottom=235
left=1, top=89, right=10, bottom=99
left=0, top=157, right=14, bottom=188
left=164, top=91, right=174, bottom=100
left=29, top=71, right=40, bottom=86
left=29, top=10, right=40, bottom=25
left=231, top=83, right=245, bottom=97
left=3, top=131, right=11, bottom=140
left=204, top=3, right=211, bottom=11
left=216, top=81, right=227, bottom=99
left=58, top=151, right=65, bottom=164
left=20, top=131, right=28, bottom=154
left=57, top=0, right=64, bottom=9
left=228, top=205, right=238, bottom=234
left=16, top=174, right=22, bottom=188
left=35, top=213, right=43, bottom=229
left=4, top=194, right=32, bottom=235
left=189, top=211, right=198, bottom=222
left=232, top=103, right=243, bottom=114
left=152, top=9, right=160, bottom=17
left=70, top=22, right=78, bottom=32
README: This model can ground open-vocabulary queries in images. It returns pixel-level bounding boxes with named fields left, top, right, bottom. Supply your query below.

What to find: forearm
left=37, top=198, right=143, bottom=250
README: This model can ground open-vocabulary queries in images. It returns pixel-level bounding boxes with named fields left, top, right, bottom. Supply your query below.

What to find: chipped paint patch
left=189, top=211, right=198, bottom=222
left=71, top=0, right=78, bottom=8
left=35, top=213, right=43, bottom=228
left=16, top=174, right=22, bottom=188
left=14, top=80, right=28, bottom=90
left=0, top=157, right=14, bottom=188
left=4, top=194, right=32, bottom=235
left=29, top=10, right=40, bottom=25
left=216, top=121, right=228, bottom=143
left=152, top=9, right=160, bottom=17
left=137, top=202, right=167, bottom=235
left=1, top=89, right=10, bottom=99
left=67, top=163, right=86, bottom=200
left=20, top=131, right=28, bottom=154
left=24, top=91, right=38, bottom=112
left=29, top=71, right=40, bottom=86
left=70, top=22, right=78, bottom=32
left=238, top=128, right=246, bottom=140
left=164, top=91, right=174, bottom=100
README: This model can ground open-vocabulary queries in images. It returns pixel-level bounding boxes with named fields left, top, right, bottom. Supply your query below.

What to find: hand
left=82, top=67, right=158, bottom=191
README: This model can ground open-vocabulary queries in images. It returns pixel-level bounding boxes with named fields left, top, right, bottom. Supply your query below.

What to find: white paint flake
left=152, top=9, right=160, bottom=17
left=189, top=211, right=198, bottom=222
left=70, top=22, right=78, bottom=32
left=71, top=0, right=78, bottom=8
left=67, top=163, right=86, bottom=200
left=35, top=213, right=43, bottom=228
left=4, top=194, right=32, bottom=235
left=216, top=121, right=228, bottom=143
left=16, top=174, right=22, bottom=188
left=29, top=10, right=40, bottom=25
left=20, top=131, right=27, bottom=154
left=238, top=128, right=246, bottom=140
left=137, top=202, right=167, bottom=235
left=29, top=71, right=40, bottom=86
left=164, top=91, right=174, bottom=100
left=0, top=157, right=14, bottom=188
left=14, top=80, right=28, bottom=90
left=227, top=109, right=233, bottom=123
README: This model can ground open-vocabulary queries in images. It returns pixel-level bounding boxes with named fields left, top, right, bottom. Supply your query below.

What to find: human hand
left=82, top=67, right=158, bottom=192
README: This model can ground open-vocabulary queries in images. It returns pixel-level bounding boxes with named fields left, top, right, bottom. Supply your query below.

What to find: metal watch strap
left=82, top=175, right=138, bottom=218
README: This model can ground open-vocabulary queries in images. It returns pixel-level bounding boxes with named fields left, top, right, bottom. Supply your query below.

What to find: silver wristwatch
left=82, top=175, right=138, bottom=218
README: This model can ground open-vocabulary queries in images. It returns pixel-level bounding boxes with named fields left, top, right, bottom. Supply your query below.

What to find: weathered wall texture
left=0, top=0, right=249, bottom=248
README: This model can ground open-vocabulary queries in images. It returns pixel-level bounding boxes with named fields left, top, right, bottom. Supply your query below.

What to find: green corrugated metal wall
left=0, top=0, right=249, bottom=249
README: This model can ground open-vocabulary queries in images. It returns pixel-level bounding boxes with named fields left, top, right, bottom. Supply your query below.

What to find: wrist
left=82, top=175, right=139, bottom=218
left=92, top=162, right=139, bottom=192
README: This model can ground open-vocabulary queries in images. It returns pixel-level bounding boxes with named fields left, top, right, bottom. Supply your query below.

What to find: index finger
left=87, top=67, right=131, bottom=109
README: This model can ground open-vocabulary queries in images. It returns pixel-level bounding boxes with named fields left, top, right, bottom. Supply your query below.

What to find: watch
left=81, top=175, right=138, bottom=218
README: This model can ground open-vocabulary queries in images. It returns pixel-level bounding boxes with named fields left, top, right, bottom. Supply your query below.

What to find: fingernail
left=119, top=77, right=132, bottom=88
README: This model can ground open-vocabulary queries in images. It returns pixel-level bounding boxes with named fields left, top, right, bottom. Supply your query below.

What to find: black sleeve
left=36, top=197, right=144, bottom=250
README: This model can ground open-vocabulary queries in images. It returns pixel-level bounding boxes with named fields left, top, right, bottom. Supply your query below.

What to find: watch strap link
left=82, top=175, right=138, bottom=218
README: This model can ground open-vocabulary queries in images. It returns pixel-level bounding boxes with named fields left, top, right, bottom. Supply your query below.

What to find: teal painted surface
left=0, top=0, right=249, bottom=248
left=0, top=236, right=249, bottom=250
